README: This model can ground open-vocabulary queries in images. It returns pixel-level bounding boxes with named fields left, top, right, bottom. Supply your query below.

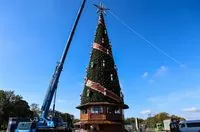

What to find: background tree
left=73, top=119, right=80, bottom=124
left=171, top=114, right=185, bottom=121
left=145, top=112, right=185, bottom=128
left=0, top=90, right=6, bottom=129
left=125, top=117, right=144, bottom=125
left=60, top=113, right=74, bottom=128
left=12, top=99, right=33, bottom=118
left=0, top=89, right=186, bottom=130
left=125, top=112, right=185, bottom=128
left=47, top=110, right=74, bottom=128
left=0, top=90, right=32, bottom=129
left=30, top=103, right=41, bottom=117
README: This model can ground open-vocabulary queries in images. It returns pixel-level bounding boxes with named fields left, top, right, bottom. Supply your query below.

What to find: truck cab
left=179, top=120, right=200, bottom=132
left=15, top=122, right=37, bottom=132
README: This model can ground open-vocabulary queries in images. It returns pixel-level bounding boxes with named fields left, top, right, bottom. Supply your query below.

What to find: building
left=76, top=3, right=129, bottom=132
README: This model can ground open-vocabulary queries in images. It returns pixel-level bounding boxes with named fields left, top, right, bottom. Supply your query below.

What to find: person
left=170, top=119, right=180, bottom=132
left=32, top=120, right=37, bottom=129
left=175, top=119, right=180, bottom=132
left=170, top=119, right=176, bottom=132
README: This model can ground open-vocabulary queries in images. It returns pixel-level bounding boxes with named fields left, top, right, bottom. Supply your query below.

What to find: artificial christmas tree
left=76, top=3, right=128, bottom=132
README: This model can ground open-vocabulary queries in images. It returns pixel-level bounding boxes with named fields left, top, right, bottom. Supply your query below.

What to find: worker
left=32, top=120, right=36, bottom=129
left=170, top=119, right=180, bottom=132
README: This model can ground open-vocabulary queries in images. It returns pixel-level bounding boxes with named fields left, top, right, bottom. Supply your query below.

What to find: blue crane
left=14, top=0, right=86, bottom=131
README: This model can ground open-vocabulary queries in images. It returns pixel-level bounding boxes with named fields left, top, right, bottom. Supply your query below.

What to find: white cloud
left=182, top=107, right=200, bottom=113
left=148, top=88, right=200, bottom=104
left=58, top=99, right=67, bottom=103
left=148, top=79, right=154, bottom=84
left=140, top=110, right=152, bottom=115
left=180, top=64, right=186, bottom=68
left=155, top=66, right=168, bottom=76
left=142, top=66, right=168, bottom=83
left=142, top=72, right=149, bottom=78
left=147, top=88, right=200, bottom=119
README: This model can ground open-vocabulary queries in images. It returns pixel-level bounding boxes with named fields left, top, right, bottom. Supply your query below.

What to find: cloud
left=148, top=79, right=154, bottom=84
left=148, top=90, right=200, bottom=105
left=142, top=72, right=149, bottom=78
left=58, top=99, right=67, bottom=103
left=148, top=88, right=200, bottom=104
left=142, top=66, right=168, bottom=83
left=147, top=88, right=200, bottom=119
left=180, top=64, right=186, bottom=68
left=182, top=107, right=200, bottom=113
left=155, top=66, right=168, bottom=76
left=140, top=110, right=152, bottom=115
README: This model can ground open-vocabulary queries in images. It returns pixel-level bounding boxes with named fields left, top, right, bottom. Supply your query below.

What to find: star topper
left=94, top=2, right=109, bottom=15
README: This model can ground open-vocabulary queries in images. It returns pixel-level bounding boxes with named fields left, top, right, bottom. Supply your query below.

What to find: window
left=114, top=109, right=121, bottom=114
left=107, top=107, right=114, bottom=114
left=81, top=109, right=87, bottom=114
left=17, top=122, right=32, bottom=130
left=186, top=122, right=200, bottom=127
left=179, top=123, right=185, bottom=128
left=91, top=106, right=103, bottom=114
left=107, top=106, right=121, bottom=114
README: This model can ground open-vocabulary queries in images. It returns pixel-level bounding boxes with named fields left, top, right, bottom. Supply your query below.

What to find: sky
left=1, top=0, right=200, bottom=119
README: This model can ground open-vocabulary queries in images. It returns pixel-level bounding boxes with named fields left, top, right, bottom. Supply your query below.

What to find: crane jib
left=40, top=0, right=86, bottom=121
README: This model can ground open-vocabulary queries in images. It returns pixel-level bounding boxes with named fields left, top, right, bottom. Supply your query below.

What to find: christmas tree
left=79, top=7, right=128, bottom=109
left=76, top=4, right=128, bottom=131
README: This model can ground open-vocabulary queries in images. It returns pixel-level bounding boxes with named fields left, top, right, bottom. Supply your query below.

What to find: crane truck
left=8, top=0, right=87, bottom=132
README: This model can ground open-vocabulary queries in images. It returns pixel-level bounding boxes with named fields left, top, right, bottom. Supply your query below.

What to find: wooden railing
left=80, top=114, right=89, bottom=120
left=106, top=114, right=122, bottom=121
left=89, top=114, right=106, bottom=120
left=80, top=114, right=122, bottom=121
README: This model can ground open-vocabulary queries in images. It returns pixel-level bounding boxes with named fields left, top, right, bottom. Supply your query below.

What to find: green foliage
left=125, top=117, right=144, bottom=125
left=0, top=90, right=75, bottom=130
left=144, top=112, right=185, bottom=128
left=0, top=90, right=32, bottom=129
left=171, top=114, right=185, bottom=121
left=94, top=14, right=110, bottom=50
left=0, top=90, right=6, bottom=129
left=60, top=113, right=74, bottom=128
left=48, top=110, right=74, bottom=128
left=125, top=112, right=185, bottom=129
left=30, top=103, right=41, bottom=117
left=73, top=119, right=80, bottom=124
left=81, top=13, right=124, bottom=105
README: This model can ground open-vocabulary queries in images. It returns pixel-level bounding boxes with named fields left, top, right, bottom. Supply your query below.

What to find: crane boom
left=41, top=0, right=86, bottom=119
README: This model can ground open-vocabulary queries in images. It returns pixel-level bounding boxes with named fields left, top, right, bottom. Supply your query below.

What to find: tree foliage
left=0, top=89, right=186, bottom=130
left=30, top=103, right=41, bottom=117
left=0, top=90, right=33, bottom=129
left=125, top=117, right=144, bottom=125
left=0, top=90, right=75, bottom=130
left=144, top=112, right=185, bottom=128
left=81, top=13, right=125, bottom=105
left=48, top=110, right=74, bottom=128
left=73, top=119, right=80, bottom=124
left=125, top=112, right=185, bottom=128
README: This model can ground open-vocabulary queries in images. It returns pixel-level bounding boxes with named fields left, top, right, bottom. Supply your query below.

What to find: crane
left=14, top=0, right=86, bottom=131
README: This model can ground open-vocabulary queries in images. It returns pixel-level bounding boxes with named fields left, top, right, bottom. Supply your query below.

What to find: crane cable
left=108, top=10, right=184, bottom=67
